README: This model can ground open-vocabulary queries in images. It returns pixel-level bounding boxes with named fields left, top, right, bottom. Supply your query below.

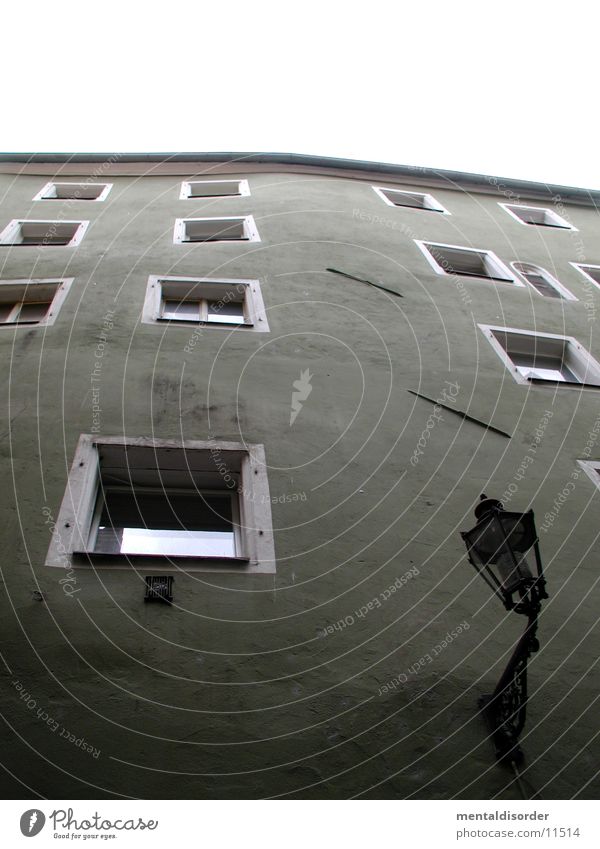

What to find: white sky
left=4, top=0, right=599, bottom=190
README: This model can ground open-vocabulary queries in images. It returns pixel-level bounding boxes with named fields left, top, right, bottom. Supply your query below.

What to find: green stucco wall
left=0, top=165, right=598, bottom=799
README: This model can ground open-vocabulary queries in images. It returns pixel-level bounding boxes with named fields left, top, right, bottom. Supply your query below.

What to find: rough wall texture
left=0, top=164, right=598, bottom=799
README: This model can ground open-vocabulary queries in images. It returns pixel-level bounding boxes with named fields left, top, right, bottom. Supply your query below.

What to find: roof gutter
left=0, top=151, right=598, bottom=206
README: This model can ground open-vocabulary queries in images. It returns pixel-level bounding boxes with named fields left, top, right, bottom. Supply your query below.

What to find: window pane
left=517, top=267, right=563, bottom=299
left=183, top=219, right=246, bottom=241
left=189, top=181, right=241, bottom=198
left=521, top=210, right=546, bottom=225
left=449, top=252, right=485, bottom=275
left=120, top=527, right=234, bottom=556
left=95, top=490, right=236, bottom=557
left=385, top=191, right=426, bottom=208
left=20, top=234, right=71, bottom=245
left=514, top=357, right=577, bottom=382
left=206, top=299, right=245, bottom=324
left=526, top=277, right=562, bottom=298
left=162, top=300, right=201, bottom=320
left=432, top=247, right=487, bottom=276
left=580, top=266, right=600, bottom=283
left=516, top=366, right=567, bottom=381
left=16, top=302, right=51, bottom=323
left=0, top=303, right=16, bottom=323
left=54, top=184, right=105, bottom=200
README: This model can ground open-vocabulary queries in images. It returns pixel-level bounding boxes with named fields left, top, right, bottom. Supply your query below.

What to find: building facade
left=0, top=153, right=598, bottom=799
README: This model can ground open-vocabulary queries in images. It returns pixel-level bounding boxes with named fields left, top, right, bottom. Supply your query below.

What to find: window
left=33, top=182, right=112, bottom=201
left=416, top=241, right=515, bottom=282
left=479, top=324, right=600, bottom=387
left=94, top=488, right=238, bottom=557
left=0, top=219, right=89, bottom=246
left=180, top=179, right=250, bottom=199
left=142, top=276, right=269, bottom=332
left=578, top=460, right=600, bottom=490
left=46, top=436, right=276, bottom=573
left=173, top=216, right=260, bottom=244
left=571, top=264, right=600, bottom=292
left=511, top=262, right=577, bottom=300
left=499, top=203, right=576, bottom=230
left=372, top=186, right=449, bottom=213
left=0, top=278, right=73, bottom=328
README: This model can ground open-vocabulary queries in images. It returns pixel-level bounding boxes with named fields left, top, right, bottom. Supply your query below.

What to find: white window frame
left=499, top=203, right=576, bottom=230
left=479, top=324, right=600, bottom=387
left=180, top=179, right=250, bottom=200
left=141, top=275, right=270, bottom=332
left=415, top=240, right=516, bottom=282
left=0, top=219, right=89, bottom=247
left=46, top=435, right=276, bottom=574
left=511, top=262, right=578, bottom=301
left=33, top=182, right=112, bottom=202
left=0, top=278, right=73, bottom=329
left=173, top=216, right=260, bottom=244
left=570, top=263, right=600, bottom=292
left=577, top=460, right=600, bottom=491
left=372, top=185, right=449, bottom=214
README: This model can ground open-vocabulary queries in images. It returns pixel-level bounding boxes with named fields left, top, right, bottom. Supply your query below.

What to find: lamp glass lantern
left=461, top=498, right=544, bottom=611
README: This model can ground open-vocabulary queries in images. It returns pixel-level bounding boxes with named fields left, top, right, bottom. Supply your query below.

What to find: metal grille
left=144, top=576, right=174, bottom=604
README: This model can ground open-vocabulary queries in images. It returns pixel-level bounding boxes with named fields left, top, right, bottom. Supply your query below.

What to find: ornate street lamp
left=461, top=495, right=548, bottom=765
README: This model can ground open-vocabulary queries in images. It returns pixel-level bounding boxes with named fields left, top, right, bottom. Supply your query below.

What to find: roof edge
left=0, top=151, right=598, bottom=206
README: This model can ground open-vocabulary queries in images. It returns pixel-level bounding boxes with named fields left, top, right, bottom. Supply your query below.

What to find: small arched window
left=511, top=262, right=577, bottom=301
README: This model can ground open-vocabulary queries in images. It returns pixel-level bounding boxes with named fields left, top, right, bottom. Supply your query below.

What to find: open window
left=93, top=485, right=239, bottom=558
left=142, top=276, right=269, bottom=332
left=0, top=278, right=73, bottom=328
left=578, top=461, right=600, bottom=491
left=46, top=436, right=276, bottom=573
left=479, top=324, right=600, bottom=387
left=511, top=262, right=577, bottom=300
left=180, top=179, right=250, bottom=199
left=173, top=216, right=260, bottom=244
left=499, top=203, right=576, bottom=230
left=372, top=186, right=449, bottom=213
left=571, top=264, right=600, bottom=292
left=416, top=241, right=515, bottom=282
left=33, top=182, right=112, bottom=201
left=0, top=219, right=89, bottom=246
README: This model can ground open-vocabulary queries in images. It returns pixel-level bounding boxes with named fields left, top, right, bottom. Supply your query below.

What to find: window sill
left=0, top=320, right=44, bottom=327
left=523, top=222, right=571, bottom=229
left=181, top=237, right=249, bottom=243
left=524, top=378, right=600, bottom=388
left=450, top=271, right=514, bottom=282
left=393, top=204, right=444, bottom=212
left=72, top=551, right=251, bottom=570
left=156, top=318, right=253, bottom=328
left=188, top=194, right=243, bottom=199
